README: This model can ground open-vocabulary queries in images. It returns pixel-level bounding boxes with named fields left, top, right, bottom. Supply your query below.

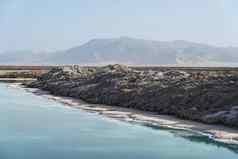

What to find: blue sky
left=0, top=0, right=237, bottom=52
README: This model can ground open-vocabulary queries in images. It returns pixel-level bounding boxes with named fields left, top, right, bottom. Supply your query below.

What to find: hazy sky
left=0, top=0, right=237, bottom=52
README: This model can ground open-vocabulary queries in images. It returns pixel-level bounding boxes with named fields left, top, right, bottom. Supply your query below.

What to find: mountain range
left=1, top=37, right=238, bottom=66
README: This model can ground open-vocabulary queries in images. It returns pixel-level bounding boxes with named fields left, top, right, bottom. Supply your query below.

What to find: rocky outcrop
left=27, top=64, right=238, bottom=128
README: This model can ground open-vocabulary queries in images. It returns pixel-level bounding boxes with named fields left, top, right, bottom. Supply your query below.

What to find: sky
left=0, top=0, right=238, bottom=52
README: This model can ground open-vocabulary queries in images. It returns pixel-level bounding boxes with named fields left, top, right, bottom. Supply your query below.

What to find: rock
left=202, top=111, right=229, bottom=124
left=231, top=106, right=238, bottom=111
left=26, top=64, right=238, bottom=128
left=202, top=108, right=238, bottom=127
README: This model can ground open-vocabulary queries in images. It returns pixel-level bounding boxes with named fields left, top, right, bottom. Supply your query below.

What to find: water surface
left=0, top=83, right=237, bottom=159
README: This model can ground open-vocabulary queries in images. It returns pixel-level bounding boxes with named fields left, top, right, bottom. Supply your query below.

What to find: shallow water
left=0, top=83, right=238, bottom=159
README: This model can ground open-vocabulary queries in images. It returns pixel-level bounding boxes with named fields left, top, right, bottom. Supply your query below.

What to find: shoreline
left=0, top=78, right=35, bottom=82
left=9, top=83, right=238, bottom=145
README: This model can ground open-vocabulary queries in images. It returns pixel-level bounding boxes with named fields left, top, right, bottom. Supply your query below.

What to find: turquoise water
left=0, top=83, right=238, bottom=159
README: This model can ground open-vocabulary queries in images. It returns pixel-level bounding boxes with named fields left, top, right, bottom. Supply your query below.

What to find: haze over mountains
left=1, top=37, right=238, bottom=66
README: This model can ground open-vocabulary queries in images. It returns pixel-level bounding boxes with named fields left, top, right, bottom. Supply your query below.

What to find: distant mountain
left=52, top=37, right=177, bottom=65
left=1, top=37, right=238, bottom=66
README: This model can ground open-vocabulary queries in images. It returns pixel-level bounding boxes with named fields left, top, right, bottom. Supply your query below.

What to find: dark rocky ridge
left=27, top=64, right=238, bottom=128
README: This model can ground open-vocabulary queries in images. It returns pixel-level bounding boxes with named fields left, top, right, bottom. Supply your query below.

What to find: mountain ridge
left=1, top=37, right=238, bottom=66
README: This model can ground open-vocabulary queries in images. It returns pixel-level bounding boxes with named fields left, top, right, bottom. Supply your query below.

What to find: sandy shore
left=8, top=83, right=238, bottom=145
